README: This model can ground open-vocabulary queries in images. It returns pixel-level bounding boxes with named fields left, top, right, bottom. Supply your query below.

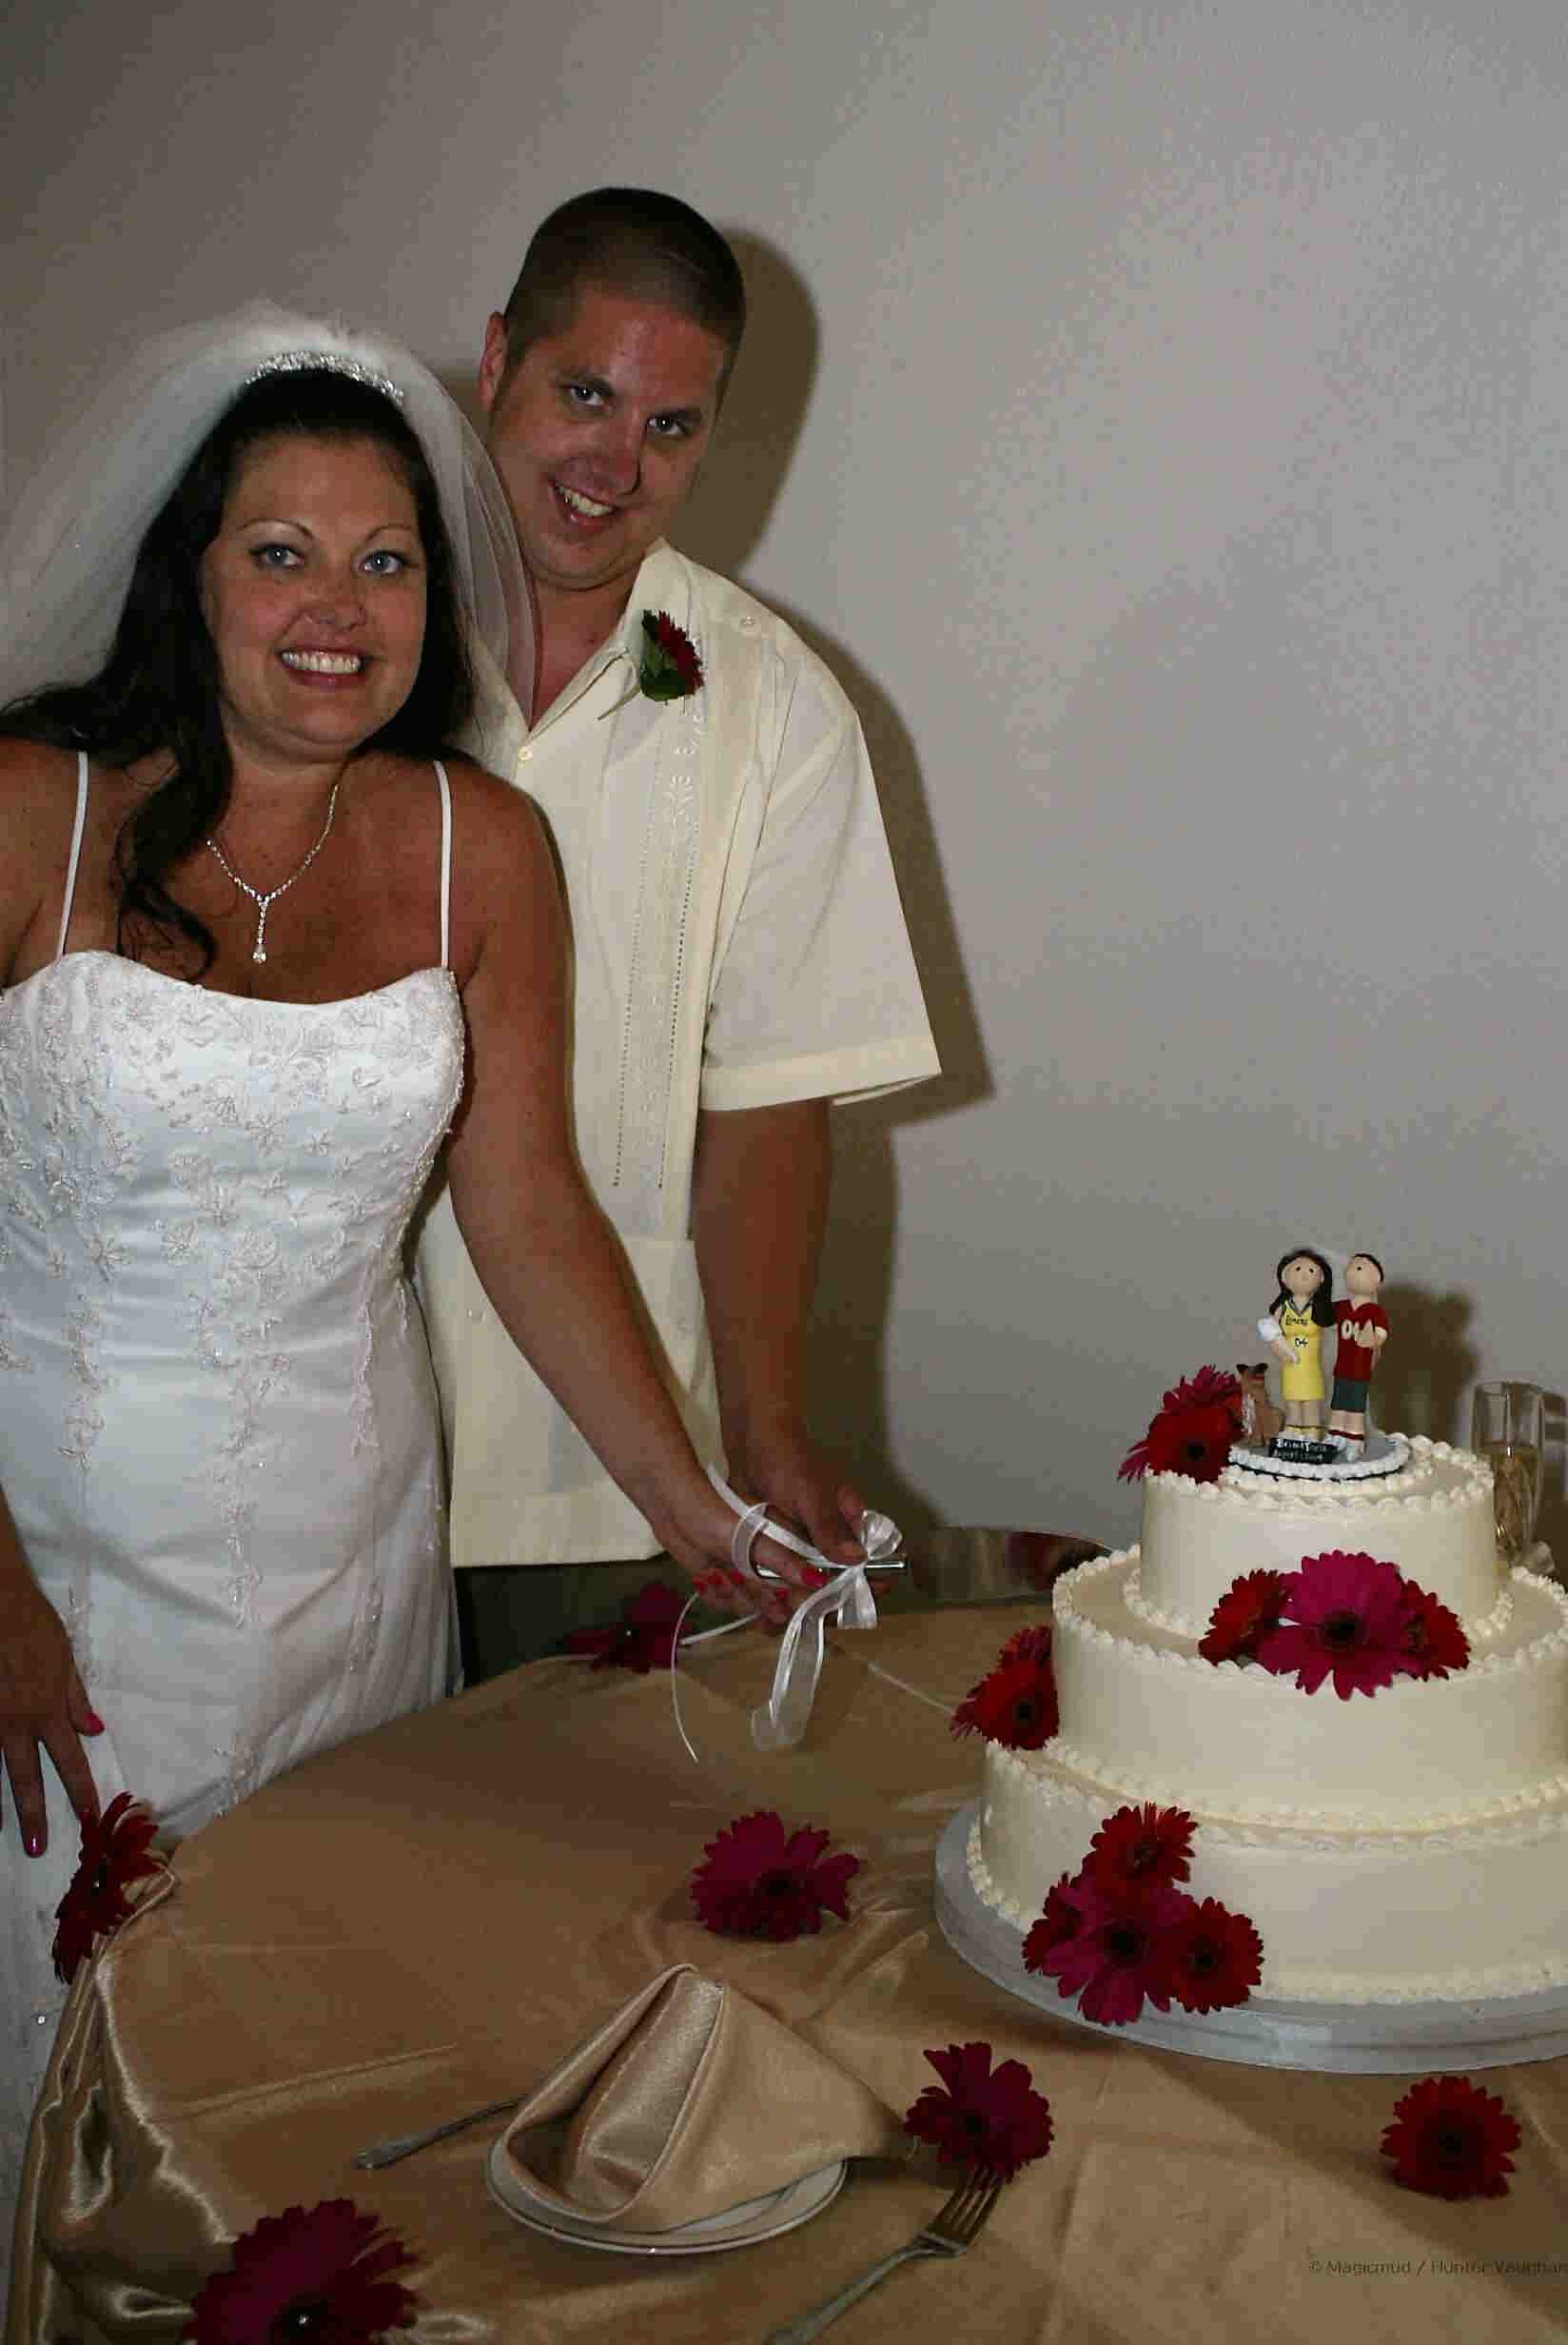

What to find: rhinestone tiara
left=243, top=350, right=405, bottom=404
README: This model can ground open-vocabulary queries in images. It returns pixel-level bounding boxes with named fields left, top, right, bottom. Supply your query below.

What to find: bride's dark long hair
left=1, top=369, right=474, bottom=973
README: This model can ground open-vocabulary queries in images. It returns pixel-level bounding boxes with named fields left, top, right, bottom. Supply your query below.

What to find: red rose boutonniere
left=638, top=609, right=703, bottom=699
left=184, top=2198, right=419, bottom=2342
left=604, top=611, right=705, bottom=716
left=904, top=2040, right=1053, bottom=2182
left=51, top=1793, right=165, bottom=1985
left=1380, top=2074, right=1520, bottom=2199
left=690, top=1809, right=860, bottom=1941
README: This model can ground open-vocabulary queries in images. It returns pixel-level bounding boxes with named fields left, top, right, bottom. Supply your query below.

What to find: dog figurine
left=1235, top=1362, right=1284, bottom=1448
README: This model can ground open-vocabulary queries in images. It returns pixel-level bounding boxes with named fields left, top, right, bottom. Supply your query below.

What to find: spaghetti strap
left=434, top=759, right=452, bottom=971
left=56, top=750, right=89, bottom=960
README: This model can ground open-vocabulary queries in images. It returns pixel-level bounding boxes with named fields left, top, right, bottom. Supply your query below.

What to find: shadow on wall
left=1372, top=1285, right=1476, bottom=1448
left=682, top=235, right=990, bottom=1534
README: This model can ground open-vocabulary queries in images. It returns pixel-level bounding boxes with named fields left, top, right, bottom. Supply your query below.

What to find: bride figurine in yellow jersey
left=1258, top=1248, right=1336, bottom=1432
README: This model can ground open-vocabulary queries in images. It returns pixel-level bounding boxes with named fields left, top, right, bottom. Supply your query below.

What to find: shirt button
left=517, top=747, right=533, bottom=764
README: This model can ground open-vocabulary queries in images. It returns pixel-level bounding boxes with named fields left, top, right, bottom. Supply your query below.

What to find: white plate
left=485, top=2139, right=846, bottom=2256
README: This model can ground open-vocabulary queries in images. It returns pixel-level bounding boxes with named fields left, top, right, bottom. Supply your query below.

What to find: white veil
left=0, top=302, right=530, bottom=765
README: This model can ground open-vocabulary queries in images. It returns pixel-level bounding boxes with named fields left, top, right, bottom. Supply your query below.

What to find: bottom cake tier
left=937, top=1808, right=1568, bottom=2071
left=972, top=1738, right=1568, bottom=2003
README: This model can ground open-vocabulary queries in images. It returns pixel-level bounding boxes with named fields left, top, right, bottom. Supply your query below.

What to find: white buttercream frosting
left=1137, top=1434, right=1500, bottom=1635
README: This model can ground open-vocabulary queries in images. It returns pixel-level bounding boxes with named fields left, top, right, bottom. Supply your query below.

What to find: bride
left=0, top=307, right=806, bottom=2284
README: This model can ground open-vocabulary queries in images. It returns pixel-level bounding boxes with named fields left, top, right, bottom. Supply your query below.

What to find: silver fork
left=351, top=2094, right=520, bottom=2171
left=764, top=2173, right=1002, bottom=2342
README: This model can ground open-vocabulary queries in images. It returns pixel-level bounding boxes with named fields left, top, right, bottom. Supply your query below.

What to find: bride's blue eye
left=251, top=543, right=301, bottom=569
left=361, top=550, right=410, bottom=576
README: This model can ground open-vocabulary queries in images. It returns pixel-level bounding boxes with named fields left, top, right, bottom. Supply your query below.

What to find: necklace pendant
left=252, top=946, right=268, bottom=964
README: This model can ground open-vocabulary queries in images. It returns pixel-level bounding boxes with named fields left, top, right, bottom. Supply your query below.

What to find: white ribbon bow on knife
left=668, top=1468, right=905, bottom=1756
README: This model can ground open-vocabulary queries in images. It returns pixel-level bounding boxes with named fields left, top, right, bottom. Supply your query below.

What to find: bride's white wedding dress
left=0, top=756, right=462, bottom=2287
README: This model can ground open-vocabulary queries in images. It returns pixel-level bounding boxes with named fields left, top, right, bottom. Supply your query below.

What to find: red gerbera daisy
left=1199, top=1569, right=1289, bottom=1665
left=1030, top=1875, right=1187, bottom=2025
left=1255, top=1551, right=1417, bottom=1699
left=995, top=1622, right=1053, bottom=1668
left=903, top=2040, right=1053, bottom=2182
left=1166, top=1898, right=1264, bottom=2014
left=1021, top=1872, right=1084, bottom=1972
left=1163, top=1368, right=1245, bottom=1423
left=1400, top=1582, right=1471, bottom=1681
left=1380, top=2074, right=1520, bottom=2199
left=563, top=1578, right=685, bottom=1672
left=690, top=1810, right=859, bottom=1941
left=951, top=1636, right=1058, bottom=1747
left=184, top=2198, right=418, bottom=2342
left=1120, top=1370, right=1244, bottom=1482
left=639, top=609, right=704, bottom=698
left=1082, top=1803, right=1195, bottom=1894
left=51, top=1794, right=163, bottom=1986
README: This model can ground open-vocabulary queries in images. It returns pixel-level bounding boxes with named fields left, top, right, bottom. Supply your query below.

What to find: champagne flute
left=1471, top=1383, right=1544, bottom=1567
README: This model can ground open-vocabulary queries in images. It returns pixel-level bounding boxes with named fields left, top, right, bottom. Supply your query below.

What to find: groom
left=416, top=188, right=938, bottom=1676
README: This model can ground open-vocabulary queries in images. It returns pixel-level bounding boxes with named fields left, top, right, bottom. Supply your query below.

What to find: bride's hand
left=649, top=1482, right=833, bottom=1632
left=0, top=1574, right=103, bottom=1856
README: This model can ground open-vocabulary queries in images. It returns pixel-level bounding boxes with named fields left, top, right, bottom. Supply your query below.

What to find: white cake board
left=934, top=1805, right=1568, bottom=2075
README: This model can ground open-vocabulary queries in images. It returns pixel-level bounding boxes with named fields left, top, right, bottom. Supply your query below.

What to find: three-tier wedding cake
left=966, top=1430, right=1568, bottom=2011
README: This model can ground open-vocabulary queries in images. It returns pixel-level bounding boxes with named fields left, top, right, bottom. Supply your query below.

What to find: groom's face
left=479, top=285, right=727, bottom=605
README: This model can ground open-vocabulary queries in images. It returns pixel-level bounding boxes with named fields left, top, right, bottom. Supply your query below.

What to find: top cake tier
left=1136, top=1435, right=1500, bottom=1636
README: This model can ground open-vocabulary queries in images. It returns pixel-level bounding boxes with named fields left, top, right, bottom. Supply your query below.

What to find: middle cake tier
left=1053, top=1550, right=1568, bottom=1823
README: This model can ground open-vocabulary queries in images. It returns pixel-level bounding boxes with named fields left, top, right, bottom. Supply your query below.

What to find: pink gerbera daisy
left=1255, top=1551, right=1417, bottom=1699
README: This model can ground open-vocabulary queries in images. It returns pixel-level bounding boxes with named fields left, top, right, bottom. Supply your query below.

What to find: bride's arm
left=0, top=738, right=107, bottom=1851
left=441, top=771, right=808, bottom=1611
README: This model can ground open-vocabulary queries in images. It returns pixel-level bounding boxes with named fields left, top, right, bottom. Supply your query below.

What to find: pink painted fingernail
left=804, top=1566, right=833, bottom=1588
left=84, top=1708, right=106, bottom=1734
left=24, top=1831, right=44, bottom=1858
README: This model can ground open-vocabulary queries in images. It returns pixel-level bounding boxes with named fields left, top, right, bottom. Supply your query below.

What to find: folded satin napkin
left=497, top=1964, right=907, bottom=2232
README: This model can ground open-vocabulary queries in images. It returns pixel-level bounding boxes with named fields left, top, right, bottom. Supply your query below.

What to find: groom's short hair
left=498, top=188, right=746, bottom=394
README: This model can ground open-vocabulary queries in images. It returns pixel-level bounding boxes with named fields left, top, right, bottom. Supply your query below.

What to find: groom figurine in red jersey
left=1328, top=1252, right=1390, bottom=1446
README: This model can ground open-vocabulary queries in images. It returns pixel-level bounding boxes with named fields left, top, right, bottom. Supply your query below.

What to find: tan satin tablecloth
left=13, top=1575, right=1568, bottom=2341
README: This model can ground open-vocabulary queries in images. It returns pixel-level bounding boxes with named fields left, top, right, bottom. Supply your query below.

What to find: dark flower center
left=961, top=2110, right=987, bottom=2137
left=1184, top=1440, right=1209, bottom=1463
left=1187, top=1940, right=1220, bottom=1976
left=1433, top=2124, right=1472, bottom=2164
left=760, top=1870, right=798, bottom=1899
left=274, top=2299, right=331, bottom=2339
left=1010, top=1697, right=1039, bottom=1728
left=1127, top=1839, right=1157, bottom=1874
left=88, top=1862, right=110, bottom=1899
left=1319, top=1610, right=1363, bottom=1649
left=1103, top=1922, right=1147, bottom=1963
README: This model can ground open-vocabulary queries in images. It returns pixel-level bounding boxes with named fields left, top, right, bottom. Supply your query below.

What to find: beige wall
left=5, top=0, right=1565, bottom=1549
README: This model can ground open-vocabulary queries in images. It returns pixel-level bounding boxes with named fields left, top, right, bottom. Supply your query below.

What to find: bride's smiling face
left=199, top=433, right=428, bottom=764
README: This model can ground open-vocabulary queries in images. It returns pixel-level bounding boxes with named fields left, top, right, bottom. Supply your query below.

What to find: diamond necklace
left=206, top=778, right=343, bottom=964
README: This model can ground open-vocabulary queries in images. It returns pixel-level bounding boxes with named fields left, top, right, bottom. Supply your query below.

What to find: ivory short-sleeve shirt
left=415, top=542, right=939, bottom=1566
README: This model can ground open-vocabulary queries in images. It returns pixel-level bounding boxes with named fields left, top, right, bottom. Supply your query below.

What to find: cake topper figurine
left=1327, top=1251, right=1389, bottom=1448
left=1258, top=1248, right=1335, bottom=1441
